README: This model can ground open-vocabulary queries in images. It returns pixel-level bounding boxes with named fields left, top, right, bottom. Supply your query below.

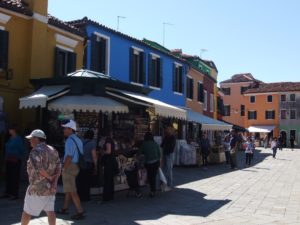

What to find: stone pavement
left=1, top=147, right=300, bottom=225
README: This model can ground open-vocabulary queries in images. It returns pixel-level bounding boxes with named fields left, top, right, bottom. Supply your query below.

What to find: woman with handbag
left=100, top=136, right=118, bottom=202
left=1, top=124, right=24, bottom=200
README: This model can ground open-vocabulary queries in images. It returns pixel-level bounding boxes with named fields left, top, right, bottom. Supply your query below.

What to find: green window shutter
left=67, top=52, right=77, bottom=74
left=129, top=47, right=134, bottom=82
left=0, top=30, right=9, bottom=70
left=54, top=47, right=60, bottom=77
left=139, top=51, right=146, bottom=84
left=148, top=54, right=153, bottom=86
left=190, top=78, right=194, bottom=99
left=198, top=83, right=204, bottom=102
left=159, top=57, right=163, bottom=88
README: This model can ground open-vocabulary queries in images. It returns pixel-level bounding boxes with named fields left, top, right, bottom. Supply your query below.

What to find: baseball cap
left=26, top=129, right=47, bottom=139
left=62, top=119, right=77, bottom=131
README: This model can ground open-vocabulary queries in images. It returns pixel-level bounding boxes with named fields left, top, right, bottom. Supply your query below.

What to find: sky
left=49, top=0, right=300, bottom=84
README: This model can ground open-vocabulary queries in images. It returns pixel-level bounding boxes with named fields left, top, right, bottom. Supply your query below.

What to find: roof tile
left=244, top=82, right=300, bottom=94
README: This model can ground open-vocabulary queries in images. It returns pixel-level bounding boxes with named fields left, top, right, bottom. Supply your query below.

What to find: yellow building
left=0, top=0, right=85, bottom=129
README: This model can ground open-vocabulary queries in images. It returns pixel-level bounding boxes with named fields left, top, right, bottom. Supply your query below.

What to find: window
left=248, top=111, right=257, bottom=120
left=224, top=105, right=231, bottom=116
left=267, top=95, right=273, bottom=103
left=204, top=90, right=208, bottom=111
left=148, top=54, right=162, bottom=88
left=217, top=96, right=224, bottom=115
left=210, top=93, right=214, bottom=112
left=265, top=110, right=275, bottom=119
left=290, top=94, right=296, bottom=102
left=222, top=87, right=231, bottom=95
left=281, top=110, right=287, bottom=119
left=0, top=30, right=9, bottom=70
left=250, top=96, right=256, bottom=103
left=281, top=94, right=286, bottom=102
left=240, top=86, right=248, bottom=94
left=290, top=109, right=296, bottom=119
left=240, top=105, right=245, bottom=116
left=129, top=47, right=145, bottom=84
left=173, top=63, right=183, bottom=93
left=54, top=47, right=77, bottom=77
left=197, top=82, right=204, bottom=102
left=91, top=34, right=109, bottom=74
left=186, top=77, right=194, bottom=100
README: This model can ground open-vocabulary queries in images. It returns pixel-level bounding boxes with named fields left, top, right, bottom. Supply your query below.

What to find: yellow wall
left=0, top=7, right=84, bottom=128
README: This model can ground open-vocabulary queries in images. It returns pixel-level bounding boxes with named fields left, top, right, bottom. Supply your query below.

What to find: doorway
left=280, top=131, right=287, bottom=147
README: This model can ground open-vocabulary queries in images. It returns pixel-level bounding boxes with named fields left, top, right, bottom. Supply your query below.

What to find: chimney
left=24, top=0, right=48, bottom=16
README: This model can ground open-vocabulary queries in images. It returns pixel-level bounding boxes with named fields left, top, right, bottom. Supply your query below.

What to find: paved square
left=1, top=147, right=300, bottom=225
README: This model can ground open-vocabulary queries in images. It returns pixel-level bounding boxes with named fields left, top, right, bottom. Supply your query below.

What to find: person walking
left=229, top=130, right=238, bottom=169
left=101, top=136, right=118, bottom=202
left=57, top=120, right=85, bottom=220
left=278, top=135, right=283, bottom=150
left=140, top=132, right=161, bottom=198
left=1, top=124, right=24, bottom=200
left=161, top=126, right=176, bottom=189
left=21, top=130, right=61, bottom=225
left=223, top=135, right=231, bottom=165
left=290, top=136, right=295, bottom=151
left=77, top=130, right=98, bottom=202
left=200, top=133, right=210, bottom=169
left=271, top=138, right=278, bottom=159
left=245, top=138, right=255, bottom=166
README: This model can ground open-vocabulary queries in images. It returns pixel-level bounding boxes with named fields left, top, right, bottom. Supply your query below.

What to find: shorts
left=62, top=163, right=79, bottom=193
left=24, top=194, right=55, bottom=217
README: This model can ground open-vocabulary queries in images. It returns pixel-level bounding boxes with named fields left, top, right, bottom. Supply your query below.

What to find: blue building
left=69, top=17, right=188, bottom=107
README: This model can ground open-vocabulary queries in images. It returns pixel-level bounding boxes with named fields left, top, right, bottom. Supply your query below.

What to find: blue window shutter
left=90, top=34, right=100, bottom=72
left=148, top=54, right=153, bottom=86
left=0, top=30, right=9, bottom=70
left=159, top=58, right=163, bottom=88
left=172, top=63, right=176, bottom=92
left=129, top=47, right=134, bottom=82
left=139, top=51, right=145, bottom=84
left=100, top=38, right=107, bottom=74
left=179, top=66, right=183, bottom=93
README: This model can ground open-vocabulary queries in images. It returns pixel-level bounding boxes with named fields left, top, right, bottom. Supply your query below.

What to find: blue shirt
left=5, top=135, right=24, bottom=160
left=64, top=134, right=83, bottom=164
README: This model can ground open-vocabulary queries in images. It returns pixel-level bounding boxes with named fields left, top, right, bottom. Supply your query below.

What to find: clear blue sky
left=49, top=0, right=300, bottom=84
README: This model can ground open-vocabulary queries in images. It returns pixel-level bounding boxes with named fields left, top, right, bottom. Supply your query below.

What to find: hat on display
left=62, top=119, right=77, bottom=131
left=26, top=129, right=47, bottom=139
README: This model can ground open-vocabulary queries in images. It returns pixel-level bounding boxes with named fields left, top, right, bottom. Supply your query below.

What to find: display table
left=209, top=145, right=225, bottom=164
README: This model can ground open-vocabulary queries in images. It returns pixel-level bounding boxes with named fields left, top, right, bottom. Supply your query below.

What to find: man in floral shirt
left=21, top=130, right=61, bottom=225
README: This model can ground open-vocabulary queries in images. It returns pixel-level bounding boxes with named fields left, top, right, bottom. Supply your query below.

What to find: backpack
left=70, top=137, right=87, bottom=170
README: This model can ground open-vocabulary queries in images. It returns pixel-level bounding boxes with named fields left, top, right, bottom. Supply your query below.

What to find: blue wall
left=85, top=24, right=187, bottom=107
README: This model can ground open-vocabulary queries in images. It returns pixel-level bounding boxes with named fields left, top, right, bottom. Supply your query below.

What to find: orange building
left=243, top=90, right=279, bottom=137
left=220, top=74, right=261, bottom=128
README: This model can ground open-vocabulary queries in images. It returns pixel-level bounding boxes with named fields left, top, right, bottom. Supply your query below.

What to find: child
left=271, top=138, right=278, bottom=159
left=245, top=138, right=255, bottom=166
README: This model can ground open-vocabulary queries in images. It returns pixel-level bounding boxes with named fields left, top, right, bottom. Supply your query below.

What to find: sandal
left=56, top=208, right=69, bottom=215
left=71, top=212, right=85, bottom=220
